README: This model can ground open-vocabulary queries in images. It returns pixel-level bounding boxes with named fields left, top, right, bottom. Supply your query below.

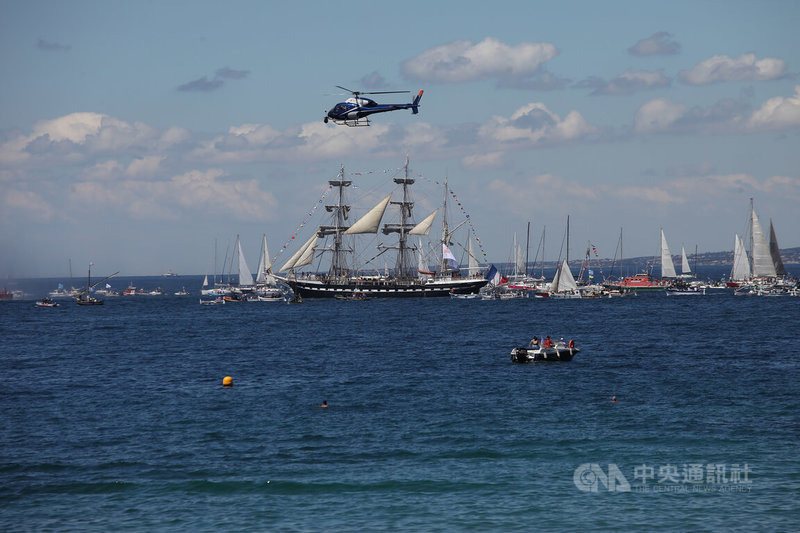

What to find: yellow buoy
left=222, top=376, right=233, bottom=387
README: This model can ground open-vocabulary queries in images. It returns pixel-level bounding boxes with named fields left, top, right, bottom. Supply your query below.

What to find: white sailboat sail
left=768, top=220, right=787, bottom=277
left=731, top=234, right=750, bottom=281
left=409, top=209, right=438, bottom=235
left=468, top=238, right=480, bottom=277
left=280, top=233, right=318, bottom=272
left=660, top=229, right=676, bottom=278
left=515, top=243, right=525, bottom=278
left=416, top=237, right=430, bottom=276
left=549, top=265, right=561, bottom=293
left=750, top=204, right=776, bottom=278
left=256, top=234, right=272, bottom=284
left=236, top=235, right=254, bottom=287
left=557, top=259, right=578, bottom=292
left=343, top=194, right=392, bottom=234
left=681, top=246, right=691, bottom=276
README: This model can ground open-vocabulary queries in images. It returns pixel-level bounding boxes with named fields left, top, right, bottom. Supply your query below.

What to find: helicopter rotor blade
left=361, top=90, right=411, bottom=95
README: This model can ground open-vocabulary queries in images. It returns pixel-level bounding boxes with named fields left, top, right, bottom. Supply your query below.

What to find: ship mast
left=439, top=176, right=449, bottom=273
left=317, top=165, right=352, bottom=280
left=380, top=157, right=417, bottom=278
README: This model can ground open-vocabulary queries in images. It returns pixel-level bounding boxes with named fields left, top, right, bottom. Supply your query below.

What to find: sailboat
left=679, top=245, right=693, bottom=279
left=276, top=159, right=489, bottom=298
left=74, top=264, right=119, bottom=306
left=728, top=234, right=751, bottom=287
left=749, top=199, right=777, bottom=280
left=549, top=216, right=580, bottom=298
left=549, top=259, right=581, bottom=298
left=660, top=229, right=677, bottom=279
left=253, top=234, right=284, bottom=301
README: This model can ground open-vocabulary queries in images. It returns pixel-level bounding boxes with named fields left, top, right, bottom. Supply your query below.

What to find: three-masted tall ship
left=276, top=159, right=489, bottom=298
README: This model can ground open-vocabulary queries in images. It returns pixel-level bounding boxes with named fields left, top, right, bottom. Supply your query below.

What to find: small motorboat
left=199, top=297, right=224, bottom=306
left=510, top=340, right=579, bottom=363
left=35, top=297, right=60, bottom=307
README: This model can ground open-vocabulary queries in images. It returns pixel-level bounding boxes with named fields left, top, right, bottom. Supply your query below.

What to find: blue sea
left=1, top=271, right=798, bottom=531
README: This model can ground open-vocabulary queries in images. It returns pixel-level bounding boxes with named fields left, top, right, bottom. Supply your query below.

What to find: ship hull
left=286, top=277, right=489, bottom=299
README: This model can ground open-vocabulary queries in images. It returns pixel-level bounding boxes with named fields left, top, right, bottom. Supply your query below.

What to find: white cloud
left=487, top=173, right=598, bottom=217
left=634, top=98, right=687, bottom=133
left=480, top=103, right=596, bottom=145
left=461, top=152, right=504, bottom=170
left=126, top=156, right=165, bottom=177
left=79, top=160, right=125, bottom=181
left=0, top=112, right=162, bottom=166
left=747, top=85, right=800, bottom=131
left=635, top=87, right=800, bottom=135
left=1, top=188, right=55, bottom=221
left=69, top=168, right=277, bottom=221
left=679, top=53, right=787, bottom=85
left=401, top=37, right=558, bottom=84
left=629, top=32, right=681, bottom=56
left=578, top=69, right=671, bottom=95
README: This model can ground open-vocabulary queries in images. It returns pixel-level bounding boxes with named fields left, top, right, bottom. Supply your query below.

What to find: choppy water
left=1, top=274, right=798, bottom=531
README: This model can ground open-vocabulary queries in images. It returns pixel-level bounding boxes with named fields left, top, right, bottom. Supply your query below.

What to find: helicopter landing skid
left=328, top=117, right=371, bottom=127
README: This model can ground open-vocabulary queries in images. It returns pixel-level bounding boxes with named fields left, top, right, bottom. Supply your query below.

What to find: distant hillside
left=520, top=247, right=800, bottom=272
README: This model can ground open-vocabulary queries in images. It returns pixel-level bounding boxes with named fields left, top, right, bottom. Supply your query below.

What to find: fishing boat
left=0, top=288, right=13, bottom=301
left=510, top=339, right=579, bottom=363
left=74, top=265, right=119, bottom=306
left=276, top=159, right=490, bottom=299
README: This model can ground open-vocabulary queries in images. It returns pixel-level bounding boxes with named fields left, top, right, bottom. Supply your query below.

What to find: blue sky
left=2, top=0, right=799, bottom=278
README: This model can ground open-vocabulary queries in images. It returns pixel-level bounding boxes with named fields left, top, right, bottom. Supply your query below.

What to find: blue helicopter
left=324, top=86, right=423, bottom=126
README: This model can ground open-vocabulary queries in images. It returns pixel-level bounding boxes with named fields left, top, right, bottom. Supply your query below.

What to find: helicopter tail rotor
left=411, top=90, right=423, bottom=114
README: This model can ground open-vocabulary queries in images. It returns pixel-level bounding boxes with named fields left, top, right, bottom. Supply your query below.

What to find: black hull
left=510, top=346, right=578, bottom=363
left=286, top=278, right=489, bottom=299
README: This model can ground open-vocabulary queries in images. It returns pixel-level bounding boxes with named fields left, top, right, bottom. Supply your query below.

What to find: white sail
left=549, top=266, right=560, bottom=293
left=344, top=194, right=392, bottom=234
left=409, top=209, right=438, bottom=236
left=731, top=234, right=750, bottom=281
left=280, top=233, right=318, bottom=272
left=660, top=229, right=676, bottom=278
left=256, top=234, right=271, bottom=284
left=557, top=259, right=578, bottom=292
left=236, top=236, right=254, bottom=286
left=202, top=275, right=208, bottom=287
left=750, top=205, right=776, bottom=277
left=515, top=243, right=525, bottom=278
left=768, top=220, right=787, bottom=277
left=468, top=238, right=480, bottom=276
left=417, top=237, right=430, bottom=276
left=681, top=246, right=691, bottom=275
